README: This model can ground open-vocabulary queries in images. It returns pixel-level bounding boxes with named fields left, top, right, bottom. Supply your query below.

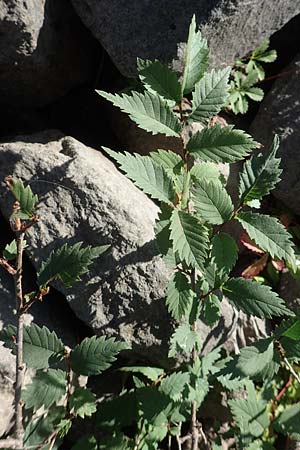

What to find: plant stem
left=14, top=232, right=25, bottom=448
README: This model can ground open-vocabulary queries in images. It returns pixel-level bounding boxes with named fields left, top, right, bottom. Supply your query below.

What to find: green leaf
left=193, top=179, right=234, bottom=224
left=104, top=148, right=176, bottom=205
left=97, top=90, right=182, bottom=137
left=169, top=324, right=202, bottom=358
left=189, top=67, right=231, bottom=122
left=150, top=149, right=183, bottom=175
left=0, top=324, right=65, bottom=369
left=119, top=366, right=164, bottom=382
left=237, top=212, right=295, bottom=268
left=223, top=277, right=293, bottom=319
left=138, top=59, right=181, bottom=104
left=3, top=239, right=27, bottom=260
left=281, top=319, right=300, bottom=340
left=10, top=178, right=38, bottom=215
left=70, top=336, right=129, bottom=376
left=24, top=415, right=60, bottom=450
left=187, top=125, right=258, bottom=163
left=239, top=135, right=282, bottom=204
left=190, top=162, right=223, bottom=184
left=23, top=369, right=66, bottom=411
left=202, top=294, right=221, bottom=326
left=181, top=14, right=209, bottom=95
left=154, top=205, right=177, bottom=267
left=170, top=209, right=209, bottom=270
left=69, top=387, right=97, bottom=419
left=97, top=391, right=137, bottom=429
left=229, top=384, right=269, bottom=438
left=235, top=339, right=280, bottom=380
left=166, top=271, right=195, bottom=321
left=245, top=87, right=264, bottom=102
left=159, top=372, right=189, bottom=400
left=211, top=233, right=238, bottom=275
left=137, top=387, right=170, bottom=423
left=38, top=242, right=109, bottom=288
left=72, top=435, right=98, bottom=450
left=273, top=404, right=300, bottom=440
left=201, top=346, right=222, bottom=377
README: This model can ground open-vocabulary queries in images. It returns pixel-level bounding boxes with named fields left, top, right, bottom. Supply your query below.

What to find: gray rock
left=250, top=54, right=300, bottom=214
left=0, top=130, right=264, bottom=364
left=71, top=0, right=300, bottom=78
left=0, top=0, right=97, bottom=107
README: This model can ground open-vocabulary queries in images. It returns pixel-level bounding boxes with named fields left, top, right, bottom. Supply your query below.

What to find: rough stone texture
left=0, top=0, right=97, bottom=107
left=250, top=54, right=300, bottom=214
left=71, top=0, right=300, bottom=78
left=0, top=130, right=265, bottom=365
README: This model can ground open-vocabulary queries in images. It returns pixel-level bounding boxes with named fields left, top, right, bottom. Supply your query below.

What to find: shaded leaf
left=69, top=388, right=97, bottom=419
left=138, top=59, right=181, bottom=104
left=3, top=239, right=27, bottom=261
left=169, top=324, right=202, bottom=358
left=239, top=135, right=282, bottom=204
left=119, top=366, right=164, bottom=382
left=211, top=233, right=238, bottom=275
left=23, top=369, right=66, bottom=411
left=223, top=277, right=293, bottom=319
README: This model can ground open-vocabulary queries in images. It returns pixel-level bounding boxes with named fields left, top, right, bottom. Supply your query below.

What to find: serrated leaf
left=97, top=90, right=181, bottom=137
left=97, top=391, right=138, bottom=429
left=137, top=387, right=170, bottom=424
left=189, top=68, right=231, bottom=122
left=201, top=346, right=222, bottom=377
left=159, top=372, right=189, bottom=400
left=223, top=277, right=293, bottom=319
left=23, top=369, right=66, bottom=411
left=0, top=324, right=65, bottom=369
left=229, top=386, right=269, bottom=437
left=138, top=59, right=181, bottom=104
left=235, top=339, right=280, bottom=380
left=170, top=209, right=209, bottom=270
left=187, top=125, right=257, bottom=163
left=169, top=323, right=202, bottom=358
left=3, top=239, right=27, bottom=261
left=273, top=404, right=300, bottom=440
left=24, top=416, right=59, bottom=450
left=211, top=233, right=238, bottom=275
left=150, top=149, right=183, bottom=174
left=237, top=212, right=295, bottom=268
left=190, top=162, right=222, bottom=183
left=10, top=178, right=38, bottom=215
left=72, top=435, right=98, bottom=450
left=202, top=293, right=221, bottom=326
left=119, top=366, right=164, bottom=382
left=38, top=242, right=109, bottom=288
left=104, top=148, right=176, bottom=204
left=154, top=204, right=177, bottom=267
left=281, top=319, right=300, bottom=340
left=69, top=388, right=97, bottom=418
left=166, top=271, right=195, bottom=321
left=239, top=135, right=282, bottom=204
left=181, top=14, right=209, bottom=95
left=193, top=179, right=234, bottom=224
left=245, top=87, right=264, bottom=101
left=70, top=336, right=129, bottom=376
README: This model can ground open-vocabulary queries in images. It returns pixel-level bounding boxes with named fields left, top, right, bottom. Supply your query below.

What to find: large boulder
left=0, top=131, right=264, bottom=364
left=250, top=54, right=300, bottom=214
left=0, top=0, right=97, bottom=107
left=71, top=0, right=300, bottom=78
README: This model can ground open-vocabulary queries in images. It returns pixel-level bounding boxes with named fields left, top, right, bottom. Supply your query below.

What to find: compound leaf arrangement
left=0, top=15, right=299, bottom=450
left=96, top=15, right=300, bottom=450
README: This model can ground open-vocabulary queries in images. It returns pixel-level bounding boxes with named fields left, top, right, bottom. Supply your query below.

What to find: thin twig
left=14, top=232, right=25, bottom=446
